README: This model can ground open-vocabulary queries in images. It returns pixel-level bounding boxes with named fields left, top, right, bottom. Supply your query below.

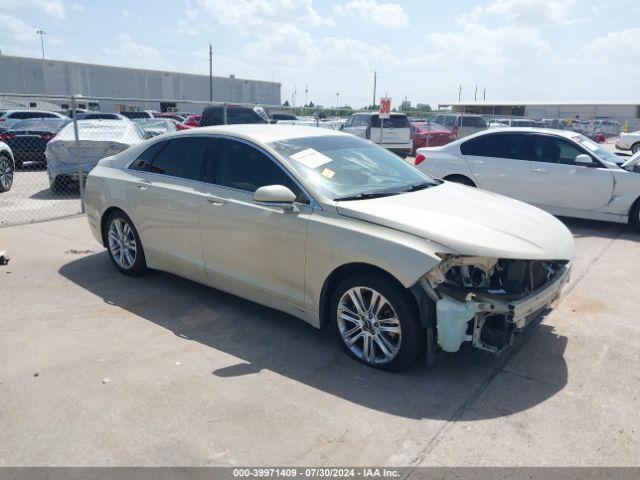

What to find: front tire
left=0, top=155, right=14, bottom=193
left=330, top=273, right=426, bottom=372
left=104, top=211, right=147, bottom=276
left=632, top=143, right=640, bottom=154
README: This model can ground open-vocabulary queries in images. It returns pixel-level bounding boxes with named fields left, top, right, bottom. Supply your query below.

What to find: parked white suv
left=430, top=114, right=487, bottom=139
left=342, top=112, right=411, bottom=157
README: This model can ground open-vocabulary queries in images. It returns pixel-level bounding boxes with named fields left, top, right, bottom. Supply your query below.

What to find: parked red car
left=410, top=121, right=456, bottom=153
left=183, top=114, right=201, bottom=128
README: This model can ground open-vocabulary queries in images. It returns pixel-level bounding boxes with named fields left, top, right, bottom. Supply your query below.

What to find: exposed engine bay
left=420, top=255, right=570, bottom=354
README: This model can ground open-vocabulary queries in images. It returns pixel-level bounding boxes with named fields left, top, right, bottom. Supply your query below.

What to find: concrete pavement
left=0, top=215, right=638, bottom=466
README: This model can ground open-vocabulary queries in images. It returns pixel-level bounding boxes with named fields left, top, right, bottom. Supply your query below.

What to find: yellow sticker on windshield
left=321, top=168, right=335, bottom=179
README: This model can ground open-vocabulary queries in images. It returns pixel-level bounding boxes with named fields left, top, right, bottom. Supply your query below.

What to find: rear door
left=460, top=132, right=532, bottom=201
left=528, top=133, right=614, bottom=212
left=127, top=136, right=207, bottom=281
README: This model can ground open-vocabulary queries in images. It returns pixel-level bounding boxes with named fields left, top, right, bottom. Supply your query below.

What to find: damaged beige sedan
left=84, top=125, right=574, bottom=371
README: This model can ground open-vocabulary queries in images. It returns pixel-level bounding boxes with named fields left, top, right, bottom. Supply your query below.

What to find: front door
left=528, top=134, right=614, bottom=212
left=197, top=137, right=311, bottom=307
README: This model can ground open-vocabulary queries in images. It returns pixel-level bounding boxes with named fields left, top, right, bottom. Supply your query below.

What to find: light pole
left=335, top=92, right=340, bottom=111
left=36, top=30, right=46, bottom=61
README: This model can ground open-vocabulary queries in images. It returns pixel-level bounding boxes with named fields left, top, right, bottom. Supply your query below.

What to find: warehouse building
left=438, top=101, right=640, bottom=120
left=0, top=54, right=281, bottom=112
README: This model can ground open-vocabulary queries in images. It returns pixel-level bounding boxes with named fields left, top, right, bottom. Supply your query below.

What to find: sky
left=1, top=0, right=639, bottom=108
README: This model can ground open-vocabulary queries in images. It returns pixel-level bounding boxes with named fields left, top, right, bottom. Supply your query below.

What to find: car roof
left=167, top=124, right=347, bottom=143
left=462, top=127, right=585, bottom=141
left=2, top=110, right=64, bottom=115
left=352, top=111, right=407, bottom=116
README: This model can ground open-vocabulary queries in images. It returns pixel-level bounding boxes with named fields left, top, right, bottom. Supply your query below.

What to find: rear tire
left=631, top=143, right=640, bottom=154
left=0, top=155, right=14, bottom=193
left=330, top=272, right=426, bottom=372
left=444, top=174, right=476, bottom=187
left=104, top=210, right=147, bottom=276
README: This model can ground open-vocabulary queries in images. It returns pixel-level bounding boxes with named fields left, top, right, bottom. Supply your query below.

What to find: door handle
left=205, top=194, right=226, bottom=206
left=135, top=181, right=151, bottom=190
left=469, top=160, right=486, bottom=166
left=532, top=168, right=549, bottom=174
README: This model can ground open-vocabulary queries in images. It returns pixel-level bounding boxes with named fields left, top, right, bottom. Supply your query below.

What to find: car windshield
left=268, top=135, right=437, bottom=201
left=572, top=134, right=624, bottom=165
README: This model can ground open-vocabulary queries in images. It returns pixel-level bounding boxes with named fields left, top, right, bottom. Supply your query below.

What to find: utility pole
left=208, top=43, right=213, bottom=102
left=458, top=84, right=462, bottom=102
left=474, top=84, right=478, bottom=101
left=483, top=87, right=486, bottom=101
left=335, top=92, right=340, bottom=110
left=36, top=30, right=46, bottom=61
left=372, top=71, right=377, bottom=109
left=304, top=84, right=308, bottom=106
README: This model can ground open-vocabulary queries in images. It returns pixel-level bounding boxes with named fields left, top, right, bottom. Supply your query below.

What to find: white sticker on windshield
left=290, top=148, right=333, bottom=169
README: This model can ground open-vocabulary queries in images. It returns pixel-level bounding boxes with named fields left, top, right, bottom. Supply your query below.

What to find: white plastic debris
left=102, top=377, right=111, bottom=384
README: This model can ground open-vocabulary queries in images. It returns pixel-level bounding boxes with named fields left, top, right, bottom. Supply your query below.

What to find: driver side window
left=205, top=138, right=309, bottom=204
left=533, top=135, right=588, bottom=165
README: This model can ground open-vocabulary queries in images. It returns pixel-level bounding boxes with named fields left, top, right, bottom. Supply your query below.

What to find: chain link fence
left=1, top=92, right=638, bottom=227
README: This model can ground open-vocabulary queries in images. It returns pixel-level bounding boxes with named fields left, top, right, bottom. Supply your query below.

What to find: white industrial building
left=0, top=54, right=281, bottom=112
left=438, top=101, right=640, bottom=120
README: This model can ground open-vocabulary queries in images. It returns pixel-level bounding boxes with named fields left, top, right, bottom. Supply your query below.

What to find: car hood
left=335, top=182, right=575, bottom=261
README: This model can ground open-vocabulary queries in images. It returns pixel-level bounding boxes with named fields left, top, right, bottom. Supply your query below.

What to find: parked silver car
left=84, top=125, right=574, bottom=371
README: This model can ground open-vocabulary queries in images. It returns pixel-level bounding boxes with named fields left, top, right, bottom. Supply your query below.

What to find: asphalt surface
left=0, top=215, right=638, bottom=466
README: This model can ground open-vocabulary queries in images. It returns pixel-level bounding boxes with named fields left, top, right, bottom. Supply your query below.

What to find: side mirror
left=575, top=154, right=594, bottom=165
left=253, top=185, right=296, bottom=208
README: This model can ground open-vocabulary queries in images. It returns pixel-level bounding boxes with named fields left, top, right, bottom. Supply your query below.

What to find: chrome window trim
left=125, top=133, right=322, bottom=210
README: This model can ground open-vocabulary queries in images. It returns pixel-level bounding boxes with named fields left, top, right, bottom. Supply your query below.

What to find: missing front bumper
left=433, top=264, right=571, bottom=354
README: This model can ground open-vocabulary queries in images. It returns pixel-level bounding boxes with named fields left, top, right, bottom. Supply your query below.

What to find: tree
left=282, top=100, right=290, bottom=107
left=308, top=101, right=314, bottom=108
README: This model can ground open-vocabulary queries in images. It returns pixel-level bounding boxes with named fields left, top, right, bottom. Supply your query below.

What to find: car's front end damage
left=414, top=255, right=571, bottom=357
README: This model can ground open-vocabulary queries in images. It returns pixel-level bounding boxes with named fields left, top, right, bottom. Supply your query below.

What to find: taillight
left=452, top=126, right=458, bottom=137
left=41, top=132, right=54, bottom=142
left=0, top=133, right=14, bottom=141
left=415, top=153, right=426, bottom=165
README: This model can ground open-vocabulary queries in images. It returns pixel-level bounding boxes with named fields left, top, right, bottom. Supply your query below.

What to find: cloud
left=122, top=9, right=130, bottom=18
left=196, top=0, right=334, bottom=28
left=333, top=0, right=408, bottom=28
left=460, top=0, right=581, bottom=26
left=101, top=34, right=173, bottom=71
left=2, top=0, right=66, bottom=20
left=68, top=3, right=85, bottom=12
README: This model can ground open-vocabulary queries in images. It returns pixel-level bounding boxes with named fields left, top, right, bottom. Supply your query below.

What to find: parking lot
left=1, top=214, right=638, bottom=466
left=0, top=162, right=80, bottom=227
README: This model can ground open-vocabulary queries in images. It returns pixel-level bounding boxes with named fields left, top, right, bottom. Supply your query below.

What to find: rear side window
left=484, top=133, right=533, bottom=160
left=460, top=136, right=487, bottom=156
left=461, top=116, right=487, bottom=128
left=130, top=137, right=206, bottom=180
left=443, top=116, right=456, bottom=127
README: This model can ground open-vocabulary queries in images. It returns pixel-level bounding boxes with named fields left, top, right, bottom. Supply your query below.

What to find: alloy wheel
left=107, top=218, right=137, bottom=270
left=0, top=157, right=13, bottom=191
left=337, top=286, right=402, bottom=365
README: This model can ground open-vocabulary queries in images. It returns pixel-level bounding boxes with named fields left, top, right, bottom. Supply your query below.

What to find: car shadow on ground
left=30, top=187, right=80, bottom=200
left=59, top=252, right=568, bottom=421
left=561, top=216, right=632, bottom=240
